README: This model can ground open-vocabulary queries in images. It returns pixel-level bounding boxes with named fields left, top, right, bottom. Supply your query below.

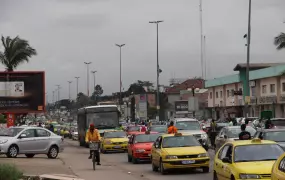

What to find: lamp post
left=68, top=81, right=72, bottom=101
left=56, top=85, right=61, bottom=119
left=75, top=77, right=80, bottom=99
left=190, top=86, right=200, bottom=118
left=149, top=20, right=163, bottom=121
left=91, top=71, right=97, bottom=93
left=84, top=62, right=92, bottom=96
left=52, top=90, right=55, bottom=104
left=115, top=44, right=125, bottom=111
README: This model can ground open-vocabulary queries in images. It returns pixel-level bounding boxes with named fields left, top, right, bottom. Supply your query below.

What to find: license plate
left=113, top=146, right=121, bottom=149
left=182, top=160, right=195, bottom=164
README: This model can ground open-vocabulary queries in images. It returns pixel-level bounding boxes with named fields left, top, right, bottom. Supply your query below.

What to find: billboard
left=0, top=71, right=45, bottom=113
left=174, top=100, right=188, bottom=113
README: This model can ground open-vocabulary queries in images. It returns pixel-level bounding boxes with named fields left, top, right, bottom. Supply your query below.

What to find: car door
left=35, top=128, right=51, bottom=153
left=152, top=136, right=162, bottom=166
left=17, top=129, right=37, bottom=153
left=221, top=145, right=234, bottom=179
left=215, top=144, right=230, bottom=180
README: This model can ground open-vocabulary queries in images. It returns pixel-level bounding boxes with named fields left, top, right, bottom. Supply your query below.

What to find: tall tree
left=274, top=32, right=285, bottom=50
left=0, top=36, right=37, bottom=71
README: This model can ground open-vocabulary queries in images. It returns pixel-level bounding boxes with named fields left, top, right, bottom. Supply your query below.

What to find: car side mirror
left=154, top=142, right=159, bottom=148
left=222, top=157, right=231, bottom=163
left=19, top=133, right=27, bottom=138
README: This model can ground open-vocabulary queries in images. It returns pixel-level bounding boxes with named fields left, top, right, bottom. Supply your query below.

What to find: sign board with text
left=0, top=71, right=45, bottom=113
left=175, top=101, right=188, bottom=114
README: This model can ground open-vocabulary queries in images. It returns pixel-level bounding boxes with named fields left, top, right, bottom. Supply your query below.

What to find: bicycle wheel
left=92, top=151, right=96, bottom=170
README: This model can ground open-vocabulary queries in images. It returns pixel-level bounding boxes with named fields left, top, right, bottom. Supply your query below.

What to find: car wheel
left=25, top=154, right=35, bottom=158
left=202, top=166, right=210, bottom=173
left=151, top=158, right=158, bottom=172
left=7, top=145, right=18, bottom=158
left=132, top=153, right=137, bottom=164
left=159, top=159, right=166, bottom=175
left=127, top=154, right=132, bottom=162
left=213, top=171, right=218, bottom=180
left=47, top=145, right=59, bottom=159
left=231, top=175, right=235, bottom=180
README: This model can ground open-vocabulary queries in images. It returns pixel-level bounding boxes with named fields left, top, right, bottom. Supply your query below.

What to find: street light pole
left=56, top=85, right=60, bottom=119
left=245, top=0, right=252, bottom=117
left=149, top=20, right=163, bottom=121
left=115, top=44, right=125, bottom=111
left=68, top=81, right=72, bottom=101
left=52, top=91, right=55, bottom=104
left=75, top=77, right=80, bottom=100
left=91, top=71, right=97, bottom=93
left=84, top=62, right=92, bottom=96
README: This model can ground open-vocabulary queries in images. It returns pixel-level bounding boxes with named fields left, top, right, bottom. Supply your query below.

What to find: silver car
left=0, top=127, right=64, bottom=158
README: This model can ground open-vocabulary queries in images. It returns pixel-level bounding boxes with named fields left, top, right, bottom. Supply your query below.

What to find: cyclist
left=85, top=124, right=101, bottom=165
left=238, top=124, right=251, bottom=140
left=167, top=121, right=177, bottom=134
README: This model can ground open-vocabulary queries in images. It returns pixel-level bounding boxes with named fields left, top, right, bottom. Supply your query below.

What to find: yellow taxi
left=100, top=130, right=128, bottom=153
left=151, top=133, right=210, bottom=174
left=271, top=152, right=285, bottom=180
left=213, top=139, right=285, bottom=180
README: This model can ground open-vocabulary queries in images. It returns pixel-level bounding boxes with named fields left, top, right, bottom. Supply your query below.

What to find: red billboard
left=0, top=71, right=45, bottom=113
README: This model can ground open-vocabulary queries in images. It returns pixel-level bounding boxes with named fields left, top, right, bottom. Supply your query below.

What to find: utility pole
left=115, top=44, right=125, bottom=111
left=52, top=91, right=55, bottom=104
left=84, top=62, right=92, bottom=96
left=245, top=0, right=252, bottom=117
left=149, top=20, right=163, bottom=121
left=68, top=81, right=72, bottom=101
left=75, top=77, right=80, bottom=100
left=91, top=71, right=97, bottom=93
left=56, top=85, right=61, bottom=119
left=199, top=0, right=204, bottom=80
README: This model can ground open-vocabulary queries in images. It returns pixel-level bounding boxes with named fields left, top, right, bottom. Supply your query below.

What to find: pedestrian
left=210, top=119, right=217, bottom=149
left=85, top=124, right=101, bottom=165
left=167, top=121, right=177, bottom=134
left=238, top=124, right=251, bottom=140
left=140, top=122, right=147, bottom=132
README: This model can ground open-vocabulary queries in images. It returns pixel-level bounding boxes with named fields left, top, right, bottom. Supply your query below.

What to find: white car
left=71, top=128, right=78, bottom=140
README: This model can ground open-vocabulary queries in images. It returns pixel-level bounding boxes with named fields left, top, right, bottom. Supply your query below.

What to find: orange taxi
left=127, top=131, right=160, bottom=164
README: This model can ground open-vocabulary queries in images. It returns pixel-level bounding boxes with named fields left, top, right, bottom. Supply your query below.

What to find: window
left=270, top=84, right=276, bottom=93
left=218, top=145, right=232, bottom=160
left=262, top=85, right=267, bottom=94
left=210, top=92, right=212, bottom=99
left=282, top=83, right=285, bottom=92
left=36, top=129, right=50, bottom=137
left=22, top=129, right=36, bottom=138
left=279, top=157, right=285, bottom=173
left=216, top=92, right=219, bottom=98
left=231, top=89, right=234, bottom=97
left=227, top=90, right=230, bottom=97
left=220, top=91, right=223, bottom=97
left=251, top=87, right=256, bottom=96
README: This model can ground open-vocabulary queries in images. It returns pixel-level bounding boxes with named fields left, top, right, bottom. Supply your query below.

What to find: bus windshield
left=87, top=112, right=118, bottom=128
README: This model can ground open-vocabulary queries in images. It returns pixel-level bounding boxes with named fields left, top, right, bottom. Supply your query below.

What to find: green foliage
left=0, top=36, right=37, bottom=71
left=0, top=114, right=6, bottom=123
left=0, top=164, right=23, bottom=180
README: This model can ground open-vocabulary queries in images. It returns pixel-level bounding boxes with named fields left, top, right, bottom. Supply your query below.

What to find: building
left=205, top=63, right=285, bottom=119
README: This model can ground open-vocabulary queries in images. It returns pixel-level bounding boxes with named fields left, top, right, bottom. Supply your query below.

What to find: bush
left=0, top=164, right=23, bottom=180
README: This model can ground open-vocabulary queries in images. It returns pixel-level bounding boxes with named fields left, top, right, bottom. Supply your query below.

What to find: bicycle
left=89, top=141, right=100, bottom=170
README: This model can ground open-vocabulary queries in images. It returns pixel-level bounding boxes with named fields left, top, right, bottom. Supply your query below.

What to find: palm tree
left=274, top=32, right=285, bottom=50
left=0, top=36, right=37, bottom=71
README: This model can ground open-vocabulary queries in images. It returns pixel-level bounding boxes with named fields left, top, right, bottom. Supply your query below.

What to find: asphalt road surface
left=0, top=139, right=215, bottom=180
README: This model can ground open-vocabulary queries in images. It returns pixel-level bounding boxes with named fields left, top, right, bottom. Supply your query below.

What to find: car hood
left=128, top=131, right=140, bottom=135
left=234, top=161, right=275, bottom=174
left=177, top=130, right=205, bottom=135
left=163, top=146, right=206, bottom=155
left=0, top=136, right=14, bottom=140
left=134, top=142, right=154, bottom=150
left=105, top=137, right=128, bottom=143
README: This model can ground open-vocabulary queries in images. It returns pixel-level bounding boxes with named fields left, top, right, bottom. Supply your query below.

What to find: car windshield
left=162, top=135, right=201, bottom=148
left=104, top=131, right=126, bottom=138
left=87, top=112, right=118, bottom=128
left=263, top=131, right=285, bottom=142
left=226, top=127, right=256, bottom=138
left=150, top=126, right=167, bottom=133
left=1, top=128, right=24, bottom=137
left=234, top=144, right=284, bottom=162
left=271, top=119, right=285, bottom=127
left=176, top=121, right=201, bottom=130
left=128, top=126, right=140, bottom=132
left=134, top=134, right=160, bottom=143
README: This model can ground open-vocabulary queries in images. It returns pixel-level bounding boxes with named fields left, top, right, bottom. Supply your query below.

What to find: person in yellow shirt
left=85, top=124, right=101, bottom=165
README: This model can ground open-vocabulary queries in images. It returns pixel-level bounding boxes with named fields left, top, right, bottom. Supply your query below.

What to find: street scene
left=1, top=0, right=285, bottom=180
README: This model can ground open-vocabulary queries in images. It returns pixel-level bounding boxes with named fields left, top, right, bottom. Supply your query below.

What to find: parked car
left=253, top=128, right=285, bottom=149
left=0, top=126, right=64, bottom=158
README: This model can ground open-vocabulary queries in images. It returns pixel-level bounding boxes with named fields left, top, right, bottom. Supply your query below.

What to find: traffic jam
left=98, top=118, right=285, bottom=179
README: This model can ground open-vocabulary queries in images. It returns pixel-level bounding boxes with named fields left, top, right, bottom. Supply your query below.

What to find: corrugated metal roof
left=233, top=63, right=285, bottom=71
left=205, top=74, right=240, bottom=88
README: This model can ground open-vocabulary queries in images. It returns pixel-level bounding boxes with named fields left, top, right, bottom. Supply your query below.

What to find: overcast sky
left=0, top=0, right=285, bottom=101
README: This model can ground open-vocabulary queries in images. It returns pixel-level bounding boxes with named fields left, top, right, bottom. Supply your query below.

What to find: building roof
left=205, top=74, right=240, bottom=88
left=165, top=79, right=204, bottom=94
left=233, top=63, right=285, bottom=71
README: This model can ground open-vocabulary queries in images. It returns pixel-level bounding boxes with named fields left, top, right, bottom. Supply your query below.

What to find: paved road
left=63, top=139, right=214, bottom=180
left=0, top=139, right=214, bottom=180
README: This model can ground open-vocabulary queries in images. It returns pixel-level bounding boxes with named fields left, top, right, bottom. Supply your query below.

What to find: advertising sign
left=7, top=113, right=15, bottom=127
left=0, top=71, right=45, bottom=113
left=175, top=101, right=188, bottom=113
left=138, top=94, right=147, bottom=119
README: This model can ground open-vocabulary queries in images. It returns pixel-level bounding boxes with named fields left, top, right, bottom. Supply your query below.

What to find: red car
left=127, top=131, right=160, bottom=164
left=126, top=125, right=142, bottom=137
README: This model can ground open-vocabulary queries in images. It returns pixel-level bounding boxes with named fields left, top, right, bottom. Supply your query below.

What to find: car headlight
left=135, top=149, right=145, bottom=153
left=105, top=141, right=112, bottom=145
left=201, top=134, right=208, bottom=139
left=198, top=153, right=208, bottom=157
left=0, top=139, right=8, bottom=144
left=239, top=174, right=260, bottom=179
left=165, top=155, right=178, bottom=159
